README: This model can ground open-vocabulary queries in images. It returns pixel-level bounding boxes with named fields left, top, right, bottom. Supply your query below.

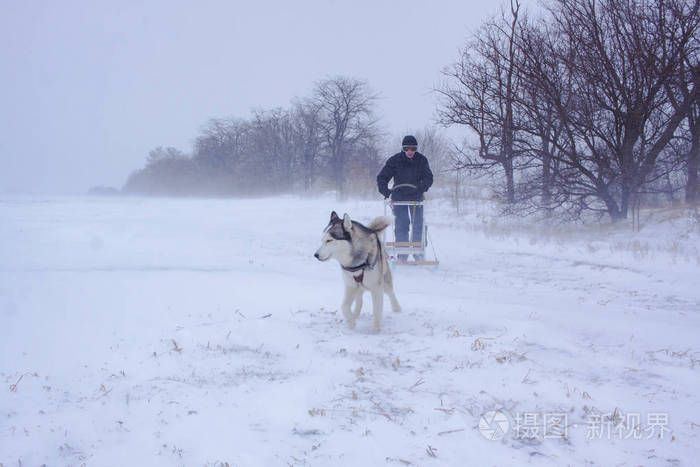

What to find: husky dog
left=314, top=211, right=401, bottom=332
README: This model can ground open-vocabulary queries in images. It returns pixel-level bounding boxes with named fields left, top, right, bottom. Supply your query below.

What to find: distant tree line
left=438, top=0, right=698, bottom=221
left=123, top=0, right=697, bottom=222
left=123, top=76, right=383, bottom=199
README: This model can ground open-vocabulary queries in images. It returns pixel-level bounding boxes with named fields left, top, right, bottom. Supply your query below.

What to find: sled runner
left=384, top=199, right=439, bottom=268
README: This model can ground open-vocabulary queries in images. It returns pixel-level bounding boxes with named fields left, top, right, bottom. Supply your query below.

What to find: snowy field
left=1, top=195, right=699, bottom=466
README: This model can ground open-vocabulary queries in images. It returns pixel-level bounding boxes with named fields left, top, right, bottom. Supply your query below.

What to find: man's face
left=403, top=146, right=417, bottom=158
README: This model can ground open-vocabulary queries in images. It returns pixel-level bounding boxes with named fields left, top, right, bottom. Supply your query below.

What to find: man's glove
left=381, top=188, right=392, bottom=199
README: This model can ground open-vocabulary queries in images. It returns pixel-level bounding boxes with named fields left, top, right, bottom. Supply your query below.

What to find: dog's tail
left=368, top=215, right=392, bottom=233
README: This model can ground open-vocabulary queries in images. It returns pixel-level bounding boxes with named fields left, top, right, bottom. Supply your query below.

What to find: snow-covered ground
left=1, top=195, right=699, bottom=466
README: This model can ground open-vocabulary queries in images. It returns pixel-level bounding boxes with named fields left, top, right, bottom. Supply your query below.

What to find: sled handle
left=391, top=183, right=417, bottom=190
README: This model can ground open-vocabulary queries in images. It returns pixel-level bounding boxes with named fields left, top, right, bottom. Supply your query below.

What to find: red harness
left=353, top=270, right=365, bottom=283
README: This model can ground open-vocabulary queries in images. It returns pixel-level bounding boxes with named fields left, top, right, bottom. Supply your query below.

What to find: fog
left=0, top=0, right=523, bottom=195
left=2, top=3, right=698, bottom=463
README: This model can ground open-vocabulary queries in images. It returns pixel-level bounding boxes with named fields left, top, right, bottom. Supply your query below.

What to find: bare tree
left=439, top=0, right=698, bottom=220
left=291, top=98, right=324, bottom=193
left=146, top=146, right=187, bottom=165
left=514, top=18, right=568, bottom=215
left=124, top=146, right=198, bottom=196
left=191, top=118, right=252, bottom=194
left=313, top=76, right=380, bottom=199
left=249, top=108, right=297, bottom=193
left=536, top=0, right=698, bottom=220
left=193, top=118, right=250, bottom=173
left=437, top=0, right=525, bottom=204
left=685, top=100, right=699, bottom=204
left=665, top=33, right=700, bottom=204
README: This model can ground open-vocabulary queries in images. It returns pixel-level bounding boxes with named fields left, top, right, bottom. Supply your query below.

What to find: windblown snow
left=1, top=196, right=699, bottom=466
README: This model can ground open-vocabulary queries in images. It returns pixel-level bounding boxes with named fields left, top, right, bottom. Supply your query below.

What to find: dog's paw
left=392, top=305, right=402, bottom=313
left=346, top=318, right=356, bottom=329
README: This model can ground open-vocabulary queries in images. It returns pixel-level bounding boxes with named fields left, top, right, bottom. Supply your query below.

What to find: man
left=376, top=135, right=434, bottom=261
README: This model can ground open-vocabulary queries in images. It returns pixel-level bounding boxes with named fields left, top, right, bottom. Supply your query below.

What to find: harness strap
left=341, top=232, right=382, bottom=283
left=342, top=261, right=370, bottom=273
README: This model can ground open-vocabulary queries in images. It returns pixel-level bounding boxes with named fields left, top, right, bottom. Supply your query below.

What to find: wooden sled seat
left=386, top=241, right=423, bottom=247
left=393, top=260, right=440, bottom=266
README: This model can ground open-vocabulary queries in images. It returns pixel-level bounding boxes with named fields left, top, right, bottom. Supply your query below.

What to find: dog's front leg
left=342, top=285, right=359, bottom=328
left=353, top=289, right=363, bottom=322
left=371, top=289, right=383, bottom=332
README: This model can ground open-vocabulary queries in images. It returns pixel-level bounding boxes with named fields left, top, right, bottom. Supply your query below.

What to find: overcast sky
left=0, top=0, right=534, bottom=194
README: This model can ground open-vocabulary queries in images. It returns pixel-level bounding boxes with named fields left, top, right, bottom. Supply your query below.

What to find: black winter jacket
left=377, top=151, right=434, bottom=201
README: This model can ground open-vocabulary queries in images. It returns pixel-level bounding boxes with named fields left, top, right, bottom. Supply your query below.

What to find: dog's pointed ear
left=330, top=211, right=340, bottom=223
left=342, top=213, right=352, bottom=232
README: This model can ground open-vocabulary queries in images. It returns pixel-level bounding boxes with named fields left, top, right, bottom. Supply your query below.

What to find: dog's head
left=314, top=211, right=353, bottom=262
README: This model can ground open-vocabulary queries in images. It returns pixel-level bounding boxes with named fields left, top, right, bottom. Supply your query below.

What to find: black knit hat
left=401, top=135, right=418, bottom=147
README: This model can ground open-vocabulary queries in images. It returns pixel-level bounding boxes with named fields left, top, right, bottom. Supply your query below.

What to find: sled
left=383, top=199, right=440, bottom=268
